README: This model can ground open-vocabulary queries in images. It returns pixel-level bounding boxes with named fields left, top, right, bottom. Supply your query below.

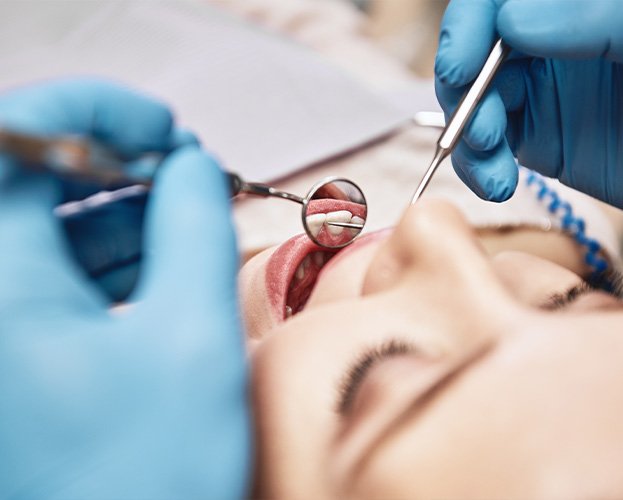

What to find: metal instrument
left=229, top=174, right=367, bottom=249
left=0, top=129, right=367, bottom=249
left=410, top=39, right=510, bottom=204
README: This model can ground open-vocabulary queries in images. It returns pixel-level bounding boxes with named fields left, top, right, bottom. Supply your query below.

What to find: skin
left=239, top=199, right=623, bottom=499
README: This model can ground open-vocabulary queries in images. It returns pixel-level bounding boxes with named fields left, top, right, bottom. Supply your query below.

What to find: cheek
left=305, top=243, right=380, bottom=309
left=491, top=252, right=581, bottom=307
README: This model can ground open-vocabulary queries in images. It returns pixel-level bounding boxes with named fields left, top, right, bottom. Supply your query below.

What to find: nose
left=361, top=199, right=489, bottom=296
left=361, top=199, right=519, bottom=354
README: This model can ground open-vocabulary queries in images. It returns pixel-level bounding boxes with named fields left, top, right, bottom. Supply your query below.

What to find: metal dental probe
left=410, top=39, right=510, bottom=204
left=0, top=130, right=367, bottom=247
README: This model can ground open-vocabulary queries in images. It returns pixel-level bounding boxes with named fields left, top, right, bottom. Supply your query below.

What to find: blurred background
left=0, top=0, right=457, bottom=255
left=347, top=0, right=447, bottom=77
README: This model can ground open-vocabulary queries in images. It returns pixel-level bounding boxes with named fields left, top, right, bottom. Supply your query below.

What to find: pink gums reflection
left=306, top=199, right=367, bottom=246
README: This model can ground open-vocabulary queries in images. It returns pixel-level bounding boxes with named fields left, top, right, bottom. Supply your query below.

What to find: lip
left=319, top=227, right=392, bottom=277
left=265, top=234, right=337, bottom=321
left=264, top=198, right=368, bottom=321
left=264, top=228, right=393, bottom=321
left=306, top=199, right=367, bottom=217
left=305, top=199, right=368, bottom=248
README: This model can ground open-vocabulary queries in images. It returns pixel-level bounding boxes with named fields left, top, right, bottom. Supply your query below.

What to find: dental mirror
left=302, top=177, right=367, bottom=249
left=230, top=173, right=367, bottom=249
left=0, top=129, right=368, bottom=249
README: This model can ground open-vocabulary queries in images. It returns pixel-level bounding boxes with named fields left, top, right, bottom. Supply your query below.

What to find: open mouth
left=285, top=249, right=335, bottom=317
left=264, top=198, right=366, bottom=321
left=264, top=228, right=390, bottom=322
left=265, top=234, right=340, bottom=321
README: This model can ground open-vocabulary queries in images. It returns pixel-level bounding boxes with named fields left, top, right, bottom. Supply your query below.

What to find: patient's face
left=240, top=200, right=623, bottom=499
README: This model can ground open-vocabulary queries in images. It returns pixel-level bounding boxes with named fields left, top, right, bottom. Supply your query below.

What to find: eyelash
left=543, top=281, right=593, bottom=310
left=543, top=272, right=623, bottom=311
left=336, top=273, right=623, bottom=413
left=336, top=339, right=417, bottom=416
left=587, top=269, right=623, bottom=298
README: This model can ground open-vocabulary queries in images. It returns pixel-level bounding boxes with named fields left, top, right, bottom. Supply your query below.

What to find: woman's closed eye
left=335, top=337, right=491, bottom=422
left=541, top=269, right=623, bottom=311
left=335, top=339, right=417, bottom=416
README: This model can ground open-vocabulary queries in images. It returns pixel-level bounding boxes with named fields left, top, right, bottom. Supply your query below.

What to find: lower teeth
left=285, top=252, right=335, bottom=319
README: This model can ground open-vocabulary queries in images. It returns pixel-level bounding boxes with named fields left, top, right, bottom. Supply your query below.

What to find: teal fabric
left=435, top=0, right=623, bottom=207
left=0, top=79, right=251, bottom=499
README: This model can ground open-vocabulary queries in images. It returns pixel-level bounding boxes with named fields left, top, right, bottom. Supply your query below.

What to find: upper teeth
left=305, top=213, right=326, bottom=238
left=326, top=210, right=353, bottom=235
left=350, top=216, right=365, bottom=235
left=305, top=211, right=364, bottom=237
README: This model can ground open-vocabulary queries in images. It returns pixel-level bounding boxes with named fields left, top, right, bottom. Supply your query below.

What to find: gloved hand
left=434, top=0, right=623, bottom=207
left=0, top=79, right=199, bottom=301
left=0, top=80, right=251, bottom=498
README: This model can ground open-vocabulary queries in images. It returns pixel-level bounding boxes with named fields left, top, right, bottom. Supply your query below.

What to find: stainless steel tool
left=410, top=39, right=510, bottom=204
left=0, top=129, right=367, bottom=249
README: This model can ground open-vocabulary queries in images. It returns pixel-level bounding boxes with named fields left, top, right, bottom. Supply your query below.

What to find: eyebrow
left=336, top=339, right=417, bottom=416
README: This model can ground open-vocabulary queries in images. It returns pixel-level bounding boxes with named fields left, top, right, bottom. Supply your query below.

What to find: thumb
left=498, top=0, right=623, bottom=62
left=131, top=146, right=239, bottom=317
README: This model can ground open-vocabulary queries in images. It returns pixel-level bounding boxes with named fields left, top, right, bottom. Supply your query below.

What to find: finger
left=507, top=57, right=564, bottom=179
left=170, top=126, right=200, bottom=149
left=435, top=78, right=508, bottom=152
left=499, top=0, right=623, bottom=62
left=493, top=58, right=529, bottom=112
left=451, top=138, right=519, bottom=202
left=0, top=78, right=176, bottom=157
left=435, top=0, right=500, bottom=87
left=131, top=146, right=239, bottom=315
left=0, top=157, right=103, bottom=309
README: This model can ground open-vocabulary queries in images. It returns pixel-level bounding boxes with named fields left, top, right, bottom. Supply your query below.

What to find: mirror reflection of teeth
left=305, top=213, right=326, bottom=238
left=349, top=215, right=365, bottom=235
left=305, top=210, right=365, bottom=238
left=325, top=210, right=352, bottom=235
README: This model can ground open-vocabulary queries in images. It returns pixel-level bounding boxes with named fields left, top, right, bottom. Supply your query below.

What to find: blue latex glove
left=434, top=0, right=623, bottom=207
left=0, top=79, right=199, bottom=302
left=0, top=80, right=251, bottom=498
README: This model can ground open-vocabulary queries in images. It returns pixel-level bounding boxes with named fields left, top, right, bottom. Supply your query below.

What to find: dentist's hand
left=0, top=80, right=251, bottom=498
left=434, top=0, right=623, bottom=207
left=0, top=79, right=199, bottom=301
